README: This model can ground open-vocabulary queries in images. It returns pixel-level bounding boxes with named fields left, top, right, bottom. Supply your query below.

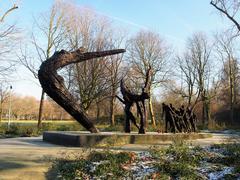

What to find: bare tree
left=0, top=93, right=73, bottom=121
left=171, top=33, right=214, bottom=126
left=187, top=33, right=213, bottom=126
left=210, top=0, right=240, bottom=125
left=63, top=5, right=117, bottom=116
left=105, top=31, right=126, bottom=125
left=0, top=83, right=10, bottom=121
left=127, top=30, right=170, bottom=127
left=175, top=51, right=199, bottom=107
left=18, top=1, right=66, bottom=128
left=106, top=54, right=124, bottom=125
left=0, top=2, right=18, bottom=122
left=0, top=3, right=18, bottom=81
left=215, top=31, right=239, bottom=123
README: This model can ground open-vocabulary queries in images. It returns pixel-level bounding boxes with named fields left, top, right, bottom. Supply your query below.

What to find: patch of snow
left=208, top=167, right=234, bottom=180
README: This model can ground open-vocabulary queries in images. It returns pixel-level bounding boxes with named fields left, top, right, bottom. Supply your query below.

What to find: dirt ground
left=0, top=132, right=239, bottom=180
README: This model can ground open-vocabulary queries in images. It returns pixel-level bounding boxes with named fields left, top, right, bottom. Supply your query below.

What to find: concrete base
left=43, top=131, right=212, bottom=147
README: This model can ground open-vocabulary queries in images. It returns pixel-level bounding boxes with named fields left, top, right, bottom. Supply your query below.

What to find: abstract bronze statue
left=38, top=48, right=125, bottom=133
left=162, top=103, right=197, bottom=133
left=117, top=67, right=152, bottom=134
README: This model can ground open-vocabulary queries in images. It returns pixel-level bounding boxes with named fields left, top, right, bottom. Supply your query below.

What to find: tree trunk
left=230, top=98, right=234, bottom=125
left=109, top=95, right=115, bottom=126
left=37, top=89, right=45, bottom=129
left=203, top=104, right=207, bottom=127
left=206, top=98, right=211, bottom=127
left=0, top=103, right=2, bottom=122
left=229, top=61, right=234, bottom=124
left=38, top=48, right=125, bottom=133
left=201, top=90, right=208, bottom=127
left=148, top=95, right=156, bottom=127
left=60, top=109, right=63, bottom=121
left=202, top=96, right=210, bottom=128
left=201, top=97, right=205, bottom=126
left=96, top=101, right=100, bottom=121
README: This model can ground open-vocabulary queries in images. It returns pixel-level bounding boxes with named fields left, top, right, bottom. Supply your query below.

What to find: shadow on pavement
left=16, top=137, right=61, bottom=147
left=0, top=160, right=27, bottom=171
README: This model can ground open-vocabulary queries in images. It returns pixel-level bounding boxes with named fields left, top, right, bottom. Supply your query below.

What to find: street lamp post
left=7, top=85, right=12, bottom=130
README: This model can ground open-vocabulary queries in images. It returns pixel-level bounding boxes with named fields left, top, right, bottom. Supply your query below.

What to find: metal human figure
left=179, top=105, right=191, bottom=132
left=117, top=67, right=151, bottom=134
left=162, top=103, right=176, bottom=133
left=187, top=107, right=197, bottom=132
left=116, top=95, right=140, bottom=132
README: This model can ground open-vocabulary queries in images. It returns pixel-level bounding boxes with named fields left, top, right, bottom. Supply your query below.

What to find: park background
left=0, top=0, right=240, bottom=134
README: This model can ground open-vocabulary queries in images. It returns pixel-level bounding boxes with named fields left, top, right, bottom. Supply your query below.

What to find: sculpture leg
left=129, top=111, right=140, bottom=130
left=169, top=113, right=176, bottom=133
left=180, top=118, right=185, bottom=132
left=190, top=116, right=196, bottom=132
left=136, top=101, right=146, bottom=134
left=189, top=117, right=194, bottom=132
left=186, top=118, right=192, bottom=132
left=124, top=104, right=132, bottom=133
left=162, top=107, right=168, bottom=133
left=170, top=120, right=176, bottom=133
left=165, top=120, right=168, bottom=133
left=174, top=118, right=181, bottom=133
left=164, top=113, right=168, bottom=133
left=183, top=115, right=191, bottom=132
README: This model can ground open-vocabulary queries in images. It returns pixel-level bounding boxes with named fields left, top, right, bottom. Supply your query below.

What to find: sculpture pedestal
left=43, top=131, right=211, bottom=147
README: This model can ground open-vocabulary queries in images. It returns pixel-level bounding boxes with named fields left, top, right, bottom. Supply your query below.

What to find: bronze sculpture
left=38, top=48, right=125, bottom=133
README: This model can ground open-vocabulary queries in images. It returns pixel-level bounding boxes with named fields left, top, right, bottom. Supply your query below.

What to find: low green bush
left=53, top=150, right=132, bottom=179
left=150, top=142, right=205, bottom=179
left=0, top=121, right=84, bottom=137
left=55, top=159, right=90, bottom=179
left=88, top=151, right=131, bottom=164
left=209, top=143, right=240, bottom=173
left=155, top=161, right=199, bottom=179
left=0, top=124, right=6, bottom=135
left=101, top=124, right=160, bottom=132
left=101, top=125, right=123, bottom=132
left=51, top=142, right=240, bottom=179
left=20, top=127, right=39, bottom=137
left=56, top=124, right=71, bottom=131
left=5, top=124, right=21, bottom=135
left=5, top=124, right=40, bottom=137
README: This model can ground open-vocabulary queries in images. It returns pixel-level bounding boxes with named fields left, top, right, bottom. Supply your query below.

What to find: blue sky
left=2, top=0, right=228, bottom=99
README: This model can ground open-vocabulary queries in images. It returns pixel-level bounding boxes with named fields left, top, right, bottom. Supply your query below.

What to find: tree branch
left=0, top=4, right=18, bottom=23
left=210, top=1, right=240, bottom=32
